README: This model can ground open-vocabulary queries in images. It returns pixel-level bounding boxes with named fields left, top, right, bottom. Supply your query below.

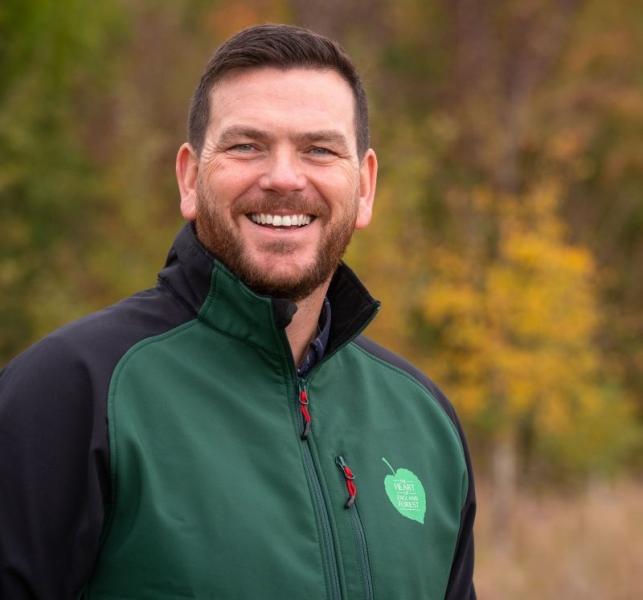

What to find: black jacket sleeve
left=444, top=426, right=477, bottom=600
left=0, top=333, right=109, bottom=599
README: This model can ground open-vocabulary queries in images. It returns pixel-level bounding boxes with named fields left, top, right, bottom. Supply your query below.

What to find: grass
left=474, top=479, right=643, bottom=599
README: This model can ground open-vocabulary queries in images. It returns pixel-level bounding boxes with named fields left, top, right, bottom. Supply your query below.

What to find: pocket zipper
left=336, top=456, right=374, bottom=600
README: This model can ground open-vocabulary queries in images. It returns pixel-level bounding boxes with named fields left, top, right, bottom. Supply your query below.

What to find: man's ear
left=176, top=143, right=199, bottom=220
left=355, top=149, right=377, bottom=230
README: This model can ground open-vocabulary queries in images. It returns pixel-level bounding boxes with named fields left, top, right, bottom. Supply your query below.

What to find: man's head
left=187, top=23, right=370, bottom=161
left=176, top=25, right=377, bottom=301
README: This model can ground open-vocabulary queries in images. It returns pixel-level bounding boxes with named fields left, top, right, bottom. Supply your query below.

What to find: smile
left=249, top=213, right=313, bottom=227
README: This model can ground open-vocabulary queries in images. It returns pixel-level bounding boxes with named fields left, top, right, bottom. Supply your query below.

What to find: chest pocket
left=322, top=443, right=465, bottom=600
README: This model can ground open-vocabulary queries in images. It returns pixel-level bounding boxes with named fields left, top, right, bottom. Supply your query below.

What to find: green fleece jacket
left=0, top=224, right=476, bottom=599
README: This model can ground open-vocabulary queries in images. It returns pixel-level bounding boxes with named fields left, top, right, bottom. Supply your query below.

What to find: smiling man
left=176, top=64, right=377, bottom=365
left=0, top=25, right=475, bottom=599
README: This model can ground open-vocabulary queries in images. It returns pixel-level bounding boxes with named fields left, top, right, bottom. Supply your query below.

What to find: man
left=0, top=24, right=475, bottom=599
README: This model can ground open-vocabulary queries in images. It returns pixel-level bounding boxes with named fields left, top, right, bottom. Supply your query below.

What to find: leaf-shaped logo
left=382, top=457, right=426, bottom=524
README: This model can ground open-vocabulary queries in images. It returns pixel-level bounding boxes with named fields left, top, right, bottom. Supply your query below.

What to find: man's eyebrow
left=216, top=126, right=270, bottom=146
left=294, top=130, right=350, bottom=149
left=215, top=127, right=351, bottom=151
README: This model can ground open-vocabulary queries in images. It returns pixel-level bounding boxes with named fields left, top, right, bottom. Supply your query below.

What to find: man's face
left=178, top=67, right=376, bottom=301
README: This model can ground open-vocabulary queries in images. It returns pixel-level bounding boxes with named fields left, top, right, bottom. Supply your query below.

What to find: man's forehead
left=206, top=66, right=357, bottom=142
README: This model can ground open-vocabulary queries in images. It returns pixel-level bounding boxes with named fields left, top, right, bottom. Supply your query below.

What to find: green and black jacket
left=0, top=224, right=476, bottom=599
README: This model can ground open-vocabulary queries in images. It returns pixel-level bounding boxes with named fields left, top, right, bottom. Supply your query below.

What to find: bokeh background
left=1, top=1, right=642, bottom=597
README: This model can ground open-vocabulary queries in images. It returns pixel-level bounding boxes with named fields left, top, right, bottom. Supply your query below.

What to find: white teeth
left=249, top=213, right=313, bottom=227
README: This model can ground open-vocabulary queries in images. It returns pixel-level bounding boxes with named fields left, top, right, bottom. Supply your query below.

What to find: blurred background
left=1, top=0, right=642, bottom=597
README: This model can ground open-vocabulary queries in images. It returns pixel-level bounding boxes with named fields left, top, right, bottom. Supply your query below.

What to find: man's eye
left=229, top=143, right=256, bottom=153
left=307, top=146, right=335, bottom=157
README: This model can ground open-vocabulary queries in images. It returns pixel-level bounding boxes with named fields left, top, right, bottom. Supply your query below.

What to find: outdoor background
left=1, top=1, right=642, bottom=597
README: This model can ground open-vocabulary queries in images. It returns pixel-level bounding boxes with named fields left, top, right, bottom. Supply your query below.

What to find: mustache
left=234, top=192, right=328, bottom=217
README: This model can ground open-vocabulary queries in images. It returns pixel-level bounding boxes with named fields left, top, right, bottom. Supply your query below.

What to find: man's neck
left=285, top=280, right=331, bottom=367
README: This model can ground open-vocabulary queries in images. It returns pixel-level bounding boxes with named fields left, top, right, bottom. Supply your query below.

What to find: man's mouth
left=248, top=213, right=313, bottom=228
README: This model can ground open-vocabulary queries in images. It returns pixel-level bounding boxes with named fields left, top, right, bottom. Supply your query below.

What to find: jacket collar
left=158, top=223, right=380, bottom=358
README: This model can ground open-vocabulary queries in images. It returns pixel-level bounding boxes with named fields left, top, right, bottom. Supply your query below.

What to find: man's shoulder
left=349, top=335, right=462, bottom=428
left=2, top=284, right=195, bottom=380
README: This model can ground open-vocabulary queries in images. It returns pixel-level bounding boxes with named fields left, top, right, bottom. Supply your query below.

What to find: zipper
left=298, top=382, right=312, bottom=439
left=281, top=304, right=380, bottom=600
left=336, top=456, right=357, bottom=508
left=336, top=456, right=374, bottom=600
left=295, top=379, right=342, bottom=600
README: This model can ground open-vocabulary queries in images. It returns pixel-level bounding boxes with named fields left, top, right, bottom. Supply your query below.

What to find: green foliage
left=0, top=1, right=122, bottom=359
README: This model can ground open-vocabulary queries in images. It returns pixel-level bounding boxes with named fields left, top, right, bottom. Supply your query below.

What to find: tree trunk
left=490, top=432, right=517, bottom=552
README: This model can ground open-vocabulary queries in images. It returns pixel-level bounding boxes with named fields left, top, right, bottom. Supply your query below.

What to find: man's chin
left=194, top=215, right=348, bottom=301
left=241, top=267, right=328, bottom=302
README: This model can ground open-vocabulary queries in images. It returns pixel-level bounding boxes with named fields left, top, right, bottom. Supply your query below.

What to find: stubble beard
left=194, top=179, right=358, bottom=301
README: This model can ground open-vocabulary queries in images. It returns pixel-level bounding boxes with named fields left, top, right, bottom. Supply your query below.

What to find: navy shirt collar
left=296, top=297, right=331, bottom=378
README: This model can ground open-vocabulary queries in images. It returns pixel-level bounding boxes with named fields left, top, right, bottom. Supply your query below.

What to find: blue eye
left=230, top=144, right=255, bottom=152
left=308, top=146, right=334, bottom=156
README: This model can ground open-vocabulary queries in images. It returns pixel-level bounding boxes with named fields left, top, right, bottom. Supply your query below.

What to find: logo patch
left=382, top=457, right=426, bottom=524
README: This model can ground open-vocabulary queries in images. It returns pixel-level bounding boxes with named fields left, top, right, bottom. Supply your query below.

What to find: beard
left=194, top=179, right=358, bottom=301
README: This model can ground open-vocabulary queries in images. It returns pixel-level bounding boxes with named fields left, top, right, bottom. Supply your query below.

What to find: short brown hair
left=188, top=24, right=369, bottom=159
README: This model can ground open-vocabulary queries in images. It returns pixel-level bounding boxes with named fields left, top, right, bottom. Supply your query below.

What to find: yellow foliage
left=417, top=182, right=619, bottom=462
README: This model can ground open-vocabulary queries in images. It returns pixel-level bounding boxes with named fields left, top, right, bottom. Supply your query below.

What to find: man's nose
left=258, top=148, right=306, bottom=194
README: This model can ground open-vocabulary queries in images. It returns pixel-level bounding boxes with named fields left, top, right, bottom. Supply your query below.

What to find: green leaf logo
left=382, top=458, right=426, bottom=524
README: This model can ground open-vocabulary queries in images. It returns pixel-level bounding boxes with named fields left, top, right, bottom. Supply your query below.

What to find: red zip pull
left=298, top=386, right=311, bottom=440
left=336, top=456, right=357, bottom=508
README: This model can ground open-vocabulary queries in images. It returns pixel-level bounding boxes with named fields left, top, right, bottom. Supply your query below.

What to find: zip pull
left=336, top=456, right=357, bottom=508
left=298, top=384, right=311, bottom=440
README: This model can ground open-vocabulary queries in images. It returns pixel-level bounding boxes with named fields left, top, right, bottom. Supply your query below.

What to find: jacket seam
left=198, top=257, right=218, bottom=318
left=99, top=319, right=200, bottom=552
